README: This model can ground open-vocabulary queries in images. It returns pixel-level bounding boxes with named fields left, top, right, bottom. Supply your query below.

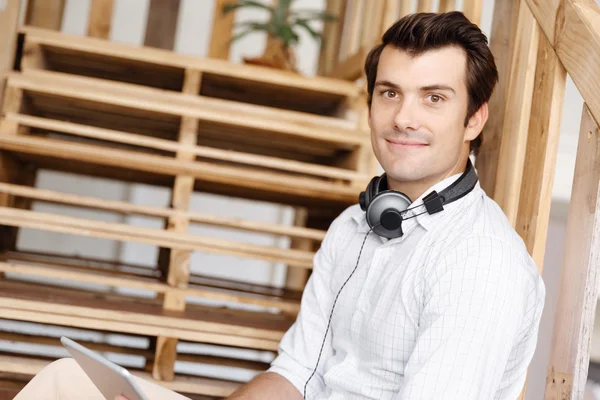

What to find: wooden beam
left=0, top=0, right=20, bottom=112
left=513, top=31, right=567, bottom=400
left=317, top=0, right=346, bottom=76
left=208, top=0, right=236, bottom=60
left=87, top=0, right=114, bottom=39
left=475, top=0, right=520, bottom=198
left=284, top=208, right=310, bottom=291
left=6, top=114, right=366, bottom=181
left=329, top=46, right=369, bottom=81
left=0, top=261, right=300, bottom=314
left=144, top=0, right=181, bottom=50
left=417, top=0, right=434, bottom=13
left=525, top=0, right=600, bottom=124
left=438, top=0, right=457, bottom=13
left=154, top=70, right=201, bottom=381
left=492, top=0, right=539, bottom=225
left=340, top=0, right=365, bottom=61
left=0, top=207, right=315, bottom=268
left=24, top=0, right=65, bottom=30
left=0, top=181, right=326, bottom=241
left=544, top=105, right=600, bottom=399
left=463, top=0, right=484, bottom=25
left=516, top=34, right=566, bottom=269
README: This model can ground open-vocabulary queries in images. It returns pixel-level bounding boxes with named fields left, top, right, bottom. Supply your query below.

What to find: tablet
left=61, top=336, right=150, bottom=400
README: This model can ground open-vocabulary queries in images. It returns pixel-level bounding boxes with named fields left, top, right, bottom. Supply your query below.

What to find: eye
left=428, top=94, right=443, bottom=103
left=382, top=89, right=397, bottom=99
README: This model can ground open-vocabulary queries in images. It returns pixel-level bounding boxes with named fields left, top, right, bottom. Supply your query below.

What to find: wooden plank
left=0, top=0, right=20, bottom=112
left=513, top=31, right=566, bottom=400
left=516, top=33, right=566, bottom=269
left=525, top=0, right=600, bottom=124
left=0, top=182, right=326, bottom=242
left=492, top=0, right=539, bottom=225
left=524, top=0, right=561, bottom=47
left=0, top=134, right=361, bottom=206
left=360, top=0, right=385, bottom=48
left=9, top=70, right=363, bottom=147
left=329, top=47, right=369, bottom=81
left=87, top=0, right=114, bottom=39
left=208, top=0, right=236, bottom=60
left=398, top=0, right=412, bottom=16
left=344, top=0, right=365, bottom=59
left=317, top=0, right=346, bottom=76
left=0, top=207, right=315, bottom=269
left=0, top=280, right=290, bottom=344
left=462, top=0, right=484, bottom=25
left=284, top=208, right=310, bottom=291
left=20, top=27, right=361, bottom=99
left=154, top=70, right=201, bottom=381
left=0, top=261, right=300, bottom=314
left=417, top=0, right=434, bottom=13
left=144, top=0, right=180, bottom=50
left=24, top=0, right=65, bottom=30
left=1, top=249, right=303, bottom=303
left=438, top=0, right=457, bottom=13
left=545, top=105, right=600, bottom=399
left=474, top=0, right=520, bottom=197
left=0, top=331, right=269, bottom=371
left=380, top=0, right=399, bottom=36
left=0, top=354, right=241, bottom=397
left=6, top=114, right=366, bottom=181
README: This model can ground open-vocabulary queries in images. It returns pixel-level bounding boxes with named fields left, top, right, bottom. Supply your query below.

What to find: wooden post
left=152, top=69, right=201, bottom=382
left=0, top=0, right=21, bottom=113
left=462, top=0, right=483, bottom=25
left=144, top=0, right=181, bottom=50
left=317, top=0, right=346, bottom=76
left=544, top=105, right=600, bottom=399
left=513, top=31, right=567, bottom=400
left=24, top=0, right=65, bottom=30
left=87, top=0, right=114, bottom=39
left=208, top=0, right=236, bottom=60
left=515, top=34, right=566, bottom=269
left=474, top=0, right=520, bottom=197
left=416, top=0, right=434, bottom=13
left=438, top=0, right=457, bottom=13
left=284, top=208, right=310, bottom=292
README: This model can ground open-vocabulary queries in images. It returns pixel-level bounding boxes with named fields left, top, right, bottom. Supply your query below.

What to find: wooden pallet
left=0, top=25, right=374, bottom=396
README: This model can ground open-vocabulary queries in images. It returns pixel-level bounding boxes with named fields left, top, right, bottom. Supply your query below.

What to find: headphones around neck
left=359, top=159, right=479, bottom=239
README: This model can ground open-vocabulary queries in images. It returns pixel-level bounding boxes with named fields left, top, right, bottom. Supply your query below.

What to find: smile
left=385, top=139, right=428, bottom=148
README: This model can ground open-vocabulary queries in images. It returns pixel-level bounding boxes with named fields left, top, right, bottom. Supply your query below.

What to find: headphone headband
left=359, top=159, right=478, bottom=238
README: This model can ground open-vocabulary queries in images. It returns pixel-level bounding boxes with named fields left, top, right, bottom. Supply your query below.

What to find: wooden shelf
left=0, top=279, right=292, bottom=350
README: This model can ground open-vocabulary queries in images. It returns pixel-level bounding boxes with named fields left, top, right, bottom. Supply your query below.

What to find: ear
left=464, top=102, right=489, bottom=142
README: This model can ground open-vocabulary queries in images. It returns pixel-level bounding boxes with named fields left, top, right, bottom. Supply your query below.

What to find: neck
left=387, top=153, right=470, bottom=201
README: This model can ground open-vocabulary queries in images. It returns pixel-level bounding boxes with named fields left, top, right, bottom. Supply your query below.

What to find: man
left=14, top=11, right=545, bottom=400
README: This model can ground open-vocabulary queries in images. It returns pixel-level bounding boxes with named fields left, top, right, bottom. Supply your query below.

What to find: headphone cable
left=303, top=227, right=375, bottom=399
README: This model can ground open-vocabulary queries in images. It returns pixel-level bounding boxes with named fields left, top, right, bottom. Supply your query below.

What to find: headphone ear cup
left=361, top=176, right=379, bottom=211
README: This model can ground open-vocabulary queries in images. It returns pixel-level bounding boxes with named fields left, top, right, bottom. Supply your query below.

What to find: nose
left=393, top=98, right=421, bottom=132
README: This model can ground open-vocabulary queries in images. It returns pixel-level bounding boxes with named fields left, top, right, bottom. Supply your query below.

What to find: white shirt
left=268, top=174, right=546, bottom=400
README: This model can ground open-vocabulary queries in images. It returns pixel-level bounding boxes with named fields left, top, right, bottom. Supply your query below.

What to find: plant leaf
left=223, top=0, right=274, bottom=15
left=290, top=9, right=336, bottom=21
left=294, top=19, right=322, bottom=41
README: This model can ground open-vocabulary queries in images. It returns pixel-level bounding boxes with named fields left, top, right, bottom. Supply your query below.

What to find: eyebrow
left=374, top=80, right=456, bottom=94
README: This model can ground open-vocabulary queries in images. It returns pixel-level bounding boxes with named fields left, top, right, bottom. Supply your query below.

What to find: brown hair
left=364, top=11, right=498, bottom=155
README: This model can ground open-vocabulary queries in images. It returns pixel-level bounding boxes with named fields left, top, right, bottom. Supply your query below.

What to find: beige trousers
left=14, top=358, right=190, bottom=400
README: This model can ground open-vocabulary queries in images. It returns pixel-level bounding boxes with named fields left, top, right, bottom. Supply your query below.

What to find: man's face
left=368, top=45, right=484, bottom=193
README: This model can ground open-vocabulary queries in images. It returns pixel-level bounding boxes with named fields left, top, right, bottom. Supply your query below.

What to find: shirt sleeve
left=395, top=236, right=543, bottom=400
left=267, top=214, right=342, bottom=397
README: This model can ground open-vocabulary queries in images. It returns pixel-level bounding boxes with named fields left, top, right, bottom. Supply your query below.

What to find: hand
left=114, top=396, right=129, bottom=400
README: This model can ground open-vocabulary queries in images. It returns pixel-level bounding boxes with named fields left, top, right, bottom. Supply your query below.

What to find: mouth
left=385, top=139, right=428, bottom=148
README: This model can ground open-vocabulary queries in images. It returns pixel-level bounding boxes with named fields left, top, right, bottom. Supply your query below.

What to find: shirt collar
left=352, top=171, right=477, bottom=236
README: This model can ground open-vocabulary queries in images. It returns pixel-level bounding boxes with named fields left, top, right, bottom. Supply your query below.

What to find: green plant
left=223, top=0, right=336, bottom=49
